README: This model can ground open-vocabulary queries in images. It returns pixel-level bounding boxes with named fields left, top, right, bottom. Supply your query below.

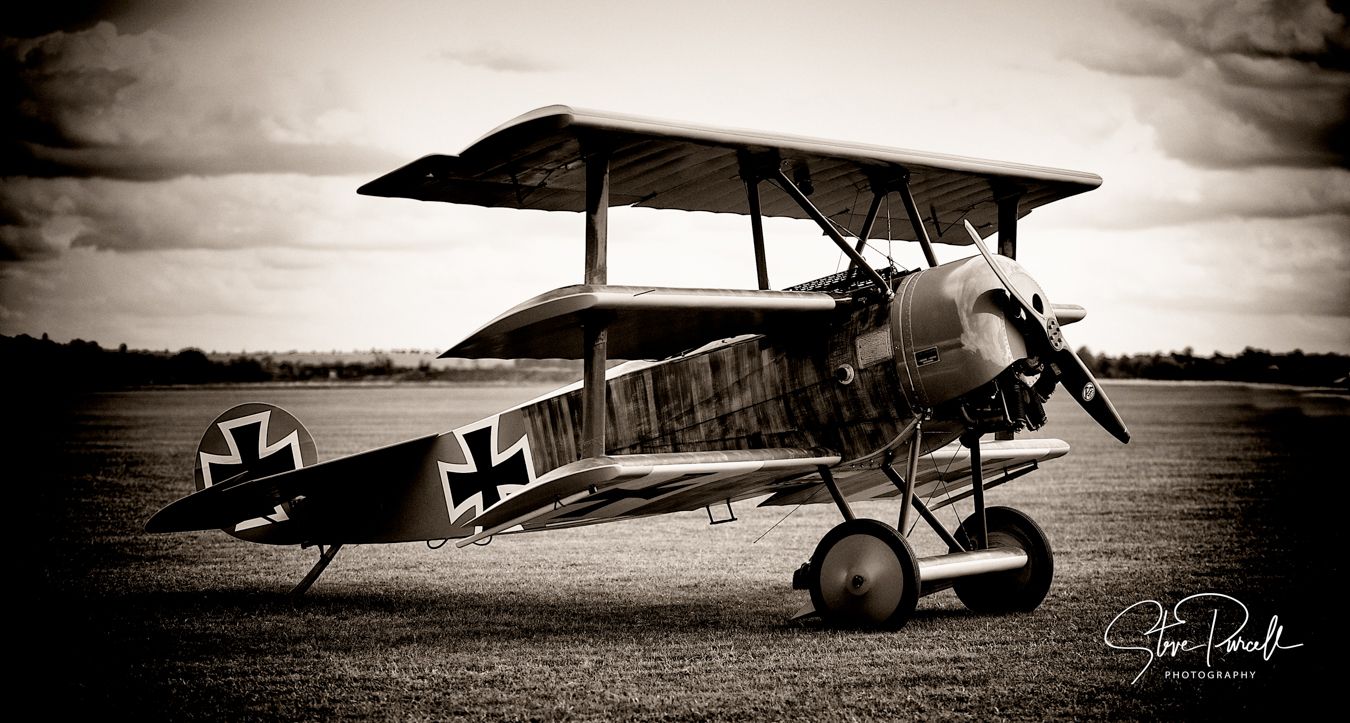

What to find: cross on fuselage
left=445, top=426, right=529, bottom=511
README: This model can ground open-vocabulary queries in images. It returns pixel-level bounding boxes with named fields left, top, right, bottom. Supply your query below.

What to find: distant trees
left=3, top=333, right=1344, bottom=390
left=0, top=335, right=274, bottom=387
left=1076, top=346, right=1348, bottom=387
left=0, top=334, right=579, bottom=389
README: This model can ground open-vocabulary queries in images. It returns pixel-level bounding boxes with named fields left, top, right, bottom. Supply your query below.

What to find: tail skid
left=292, top=544, right=343, bottom=596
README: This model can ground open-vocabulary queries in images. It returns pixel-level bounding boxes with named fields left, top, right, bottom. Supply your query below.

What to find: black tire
left=953, top=506, right=1054, bottom=613
left=808, top=518, right=920, bottom=629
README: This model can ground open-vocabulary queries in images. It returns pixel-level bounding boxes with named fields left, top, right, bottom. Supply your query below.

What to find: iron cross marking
left=444, top=426, right=530, bottom=512
left=205, top=421, right=299, bottom=488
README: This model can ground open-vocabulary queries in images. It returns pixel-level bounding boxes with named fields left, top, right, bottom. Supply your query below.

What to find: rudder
left=193, top=402, right=318, bottom=543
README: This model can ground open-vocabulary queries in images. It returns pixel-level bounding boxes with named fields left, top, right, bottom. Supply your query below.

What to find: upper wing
left=444, top=284, right=836, bottom=360
left=759, top=438, right=1070, bottom=509
left=358, top=105, right=1100, bottom=245
left=456, top=448, right=840, bottom=546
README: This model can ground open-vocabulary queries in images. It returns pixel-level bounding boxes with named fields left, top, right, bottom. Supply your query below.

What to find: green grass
left=21, top=382, right=1344, bottom=720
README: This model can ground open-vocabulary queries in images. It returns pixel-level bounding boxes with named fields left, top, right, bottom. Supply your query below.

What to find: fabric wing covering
left=358, top=105, right=1101, bottom=245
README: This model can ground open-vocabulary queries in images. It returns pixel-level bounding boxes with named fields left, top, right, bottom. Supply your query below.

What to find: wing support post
left=848, top=189, right=887, bottom=272
left=772, top=166, right=893, bottom=299
left=291, top=543, right=342, bottom=596
left=819, top=466, right=855, bottom=521
left=581, top=141, right=610, bottom=459
left=896, top=176, right=939, bottom=268
left=881, top=419, right=925, bottom=532
left=997, top=188, right=1021, bottom=260
left=745, top=175, right=770, bottom=290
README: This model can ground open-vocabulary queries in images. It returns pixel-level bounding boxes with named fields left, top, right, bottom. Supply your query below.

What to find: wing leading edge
left=444, top=284, right=837, bottom=360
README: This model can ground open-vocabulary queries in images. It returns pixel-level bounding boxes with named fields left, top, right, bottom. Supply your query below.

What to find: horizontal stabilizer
left=146, top=435, right=439, bottom=535
left=457, top=448, right=840, bottom=545
left=444, top=285, right=837, bottom=360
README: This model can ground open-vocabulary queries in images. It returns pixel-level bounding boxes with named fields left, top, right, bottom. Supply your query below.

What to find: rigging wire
left=753, top=487, right=823, bottom=544
left=914, top=438, right=966, bottom=540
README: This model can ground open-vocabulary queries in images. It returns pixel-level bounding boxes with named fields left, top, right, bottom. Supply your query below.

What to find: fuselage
left=512, top=254, right=1036, bottom=478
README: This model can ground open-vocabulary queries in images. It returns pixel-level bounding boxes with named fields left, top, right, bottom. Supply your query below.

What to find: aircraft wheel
left=953, top=506, right=1054, bottom=613
left=809, top=519, right=919, bottom=629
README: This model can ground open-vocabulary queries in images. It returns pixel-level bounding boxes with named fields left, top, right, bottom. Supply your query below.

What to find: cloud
left=1128, top=0, right=1349, bottom=68
left=0, top=1, right=117, bottom=38
left=0, top=173, right=587, bottom=260
left=1024, top=214, right=1350, bottom=353
left=1067, top=0, right=1349, bottom=169
left=1046, top=165, right=1350, bottom=230
left=1034, top=217, right=1350, bottom=317
left=2, top=22, right=403, bottom=180
left=0, top=242, right=583, bottom=352
left=438, top=47, right=557, bottom=73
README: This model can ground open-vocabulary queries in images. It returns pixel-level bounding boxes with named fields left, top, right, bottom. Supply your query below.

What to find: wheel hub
left=807, top=518, right=920, bottom=628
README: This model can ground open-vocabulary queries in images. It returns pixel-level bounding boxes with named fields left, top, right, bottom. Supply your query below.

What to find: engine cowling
left=889, top=255, right=1048, bottom=409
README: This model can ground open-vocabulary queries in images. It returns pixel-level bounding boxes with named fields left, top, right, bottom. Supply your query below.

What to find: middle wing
left=456, top=448, right=840, bottom=545
left=443, top=284, right=837, bottom=360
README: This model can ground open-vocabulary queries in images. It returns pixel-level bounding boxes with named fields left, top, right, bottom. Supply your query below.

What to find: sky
left=2, top=0, right=1348, bottom=356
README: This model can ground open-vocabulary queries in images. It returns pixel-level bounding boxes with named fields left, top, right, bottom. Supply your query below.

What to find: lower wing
left=759, top=438, right=1070, bottom=509
left=456, top=448, right=841, bottom=545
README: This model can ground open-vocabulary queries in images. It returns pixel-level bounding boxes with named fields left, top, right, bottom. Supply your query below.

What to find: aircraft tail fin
left=147, top=403, right=319, bottom=543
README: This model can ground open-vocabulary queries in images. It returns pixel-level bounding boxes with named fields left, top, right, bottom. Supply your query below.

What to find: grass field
left=20, top=382, right=1345, bottom=720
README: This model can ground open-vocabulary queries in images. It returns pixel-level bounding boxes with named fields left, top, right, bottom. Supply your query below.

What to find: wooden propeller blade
left=961, top=221, right=1129, bottom=444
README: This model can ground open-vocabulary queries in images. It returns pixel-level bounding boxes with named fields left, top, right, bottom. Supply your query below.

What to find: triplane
left=148, top=106, right=1129, bottom=628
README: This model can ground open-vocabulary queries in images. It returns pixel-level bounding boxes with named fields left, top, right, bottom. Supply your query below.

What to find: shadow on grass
left=78, top=583, right=806, bottom=645
left=54, top=579, right=1036, bottom=659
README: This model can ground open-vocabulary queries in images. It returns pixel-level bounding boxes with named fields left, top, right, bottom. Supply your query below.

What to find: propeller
left=962, top=221, right=1130, bottom=443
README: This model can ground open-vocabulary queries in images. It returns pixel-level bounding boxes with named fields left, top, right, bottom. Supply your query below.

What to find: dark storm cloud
left=0, top=176, right=298, bottom=260
left=1, top=1, right=124, bottom=37
left=1071, top=0, right=1350, bottom=169
left=1, top=22, right=402, bottom=181
left=1130, top=0, right=1350, bottom=70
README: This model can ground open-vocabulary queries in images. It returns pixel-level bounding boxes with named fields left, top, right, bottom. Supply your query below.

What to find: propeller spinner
left=961, top=221, right=1130, bottom=444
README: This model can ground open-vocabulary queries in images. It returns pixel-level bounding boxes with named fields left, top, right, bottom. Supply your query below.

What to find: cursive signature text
left=1103, top=593, right=1302, bottom=684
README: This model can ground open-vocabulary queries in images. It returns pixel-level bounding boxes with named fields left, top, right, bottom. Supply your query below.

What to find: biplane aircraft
left=148, top=106, right=1129, bottom=628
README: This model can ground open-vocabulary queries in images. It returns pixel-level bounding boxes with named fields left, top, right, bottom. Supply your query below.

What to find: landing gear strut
left=796, top=433, right=1054, bottom=627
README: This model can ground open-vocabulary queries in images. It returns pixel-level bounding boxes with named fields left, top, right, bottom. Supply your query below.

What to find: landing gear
left=953, top=506, right=1053, bottom=613
left=795, top=432, right=1054, bottom=627
left=808, top=519, right=920, bottom=629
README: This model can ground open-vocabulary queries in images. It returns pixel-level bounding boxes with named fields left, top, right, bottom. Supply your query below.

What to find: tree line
left=0, top=334, right=580, bottom=389
left=1077, top=346, right=1347, bottom=387
left=3, top=333, right=1345, bottom=390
